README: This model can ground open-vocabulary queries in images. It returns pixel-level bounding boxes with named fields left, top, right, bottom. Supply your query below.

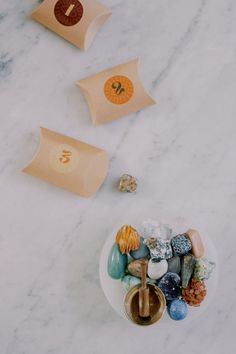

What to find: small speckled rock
left=186, top=229, right=205, bottom=258
left=121, top=275, right=141, bottom=291
left=144, top=237, right=172, bottom=261
left=147, top=259, right=168, bottom=280
left=107, top=244, right=128, bottom=279
left=167, top=256, right=181, bottom=274
left=130, top=237, right=150, bottom=259
left=171, top=234, right=192, bottom=256
left=118, top=174, right=137, bottom=193
left=127, top=259, right=147, bottom=278
left=181, top=254, right=196, bottom=288
left=157, top=272, right=181, bottom=300
left=167, top=299, right=188, bottom=321
left=193, top=258, right=215, bottom=280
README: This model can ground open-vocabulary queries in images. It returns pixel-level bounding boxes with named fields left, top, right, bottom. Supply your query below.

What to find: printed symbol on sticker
left=104, top=75, right=134, bottom=104
left=54, top=0, right=84, bottom=27
left=59, top=150, right=72, bottom=164
left=49, top=144, right=79, bottom=173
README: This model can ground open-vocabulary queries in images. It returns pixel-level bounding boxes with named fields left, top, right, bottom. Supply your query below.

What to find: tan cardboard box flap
left=22, top=127, right=108, bottom=197
left=76, top=58, right=156, bottom=125
left=30, top=0, right=112, bottom=50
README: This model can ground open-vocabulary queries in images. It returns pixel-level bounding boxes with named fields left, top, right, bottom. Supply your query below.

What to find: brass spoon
left=138, top=260, right=150, bottom=318
left=124, top=261, right=166, bottom=325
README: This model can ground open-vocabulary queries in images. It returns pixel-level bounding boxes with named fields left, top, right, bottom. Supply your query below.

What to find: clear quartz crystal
left=141, top=219, right=172, bottom=239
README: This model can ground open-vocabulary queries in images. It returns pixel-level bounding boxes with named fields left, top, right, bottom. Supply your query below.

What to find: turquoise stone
left=121, top=275, right=141, bottom=291
left=107, top=243, right=128, bottom=279
left=130, top=237, right=150, bottom=259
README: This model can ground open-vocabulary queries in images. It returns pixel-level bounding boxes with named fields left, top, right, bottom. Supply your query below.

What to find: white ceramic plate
left=99, top=220, right=218, bottom=326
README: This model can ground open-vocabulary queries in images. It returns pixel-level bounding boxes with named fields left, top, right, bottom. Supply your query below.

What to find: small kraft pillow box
left=76, top=58, right=156, bottom=125
left=22, top=127, right=108, bottom=197
left=30, top=0, right=112, bottom=50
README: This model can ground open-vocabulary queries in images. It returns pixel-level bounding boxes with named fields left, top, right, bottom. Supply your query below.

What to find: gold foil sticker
left=76, top=58, right=156, bottom=125
left=49, top=144, right=79, bottom=173
left=30, top=0, right=112, bottom=50
left=22, top=127, right=108, bottom=197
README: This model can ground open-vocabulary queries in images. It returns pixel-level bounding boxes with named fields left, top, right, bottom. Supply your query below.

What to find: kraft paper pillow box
left=30, top=0, right=112, bottom=50
left=76, top=58, right=156, bottom=125
left=22, top=127, right=108, bottom=197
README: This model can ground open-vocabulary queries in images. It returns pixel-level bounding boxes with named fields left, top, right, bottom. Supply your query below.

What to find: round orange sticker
left=104, top=75, right=134, bottom=105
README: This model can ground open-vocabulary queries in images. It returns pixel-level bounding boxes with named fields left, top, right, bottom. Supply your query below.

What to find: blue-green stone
left=107, top=243, right=128, bottom=279
left=167, top=256, right=181, bottom=274
left=121, top=275, right=141, bottom=291
left=122, top=275, right=155, bottom=292
left=130, top=237, right=150, bottom=259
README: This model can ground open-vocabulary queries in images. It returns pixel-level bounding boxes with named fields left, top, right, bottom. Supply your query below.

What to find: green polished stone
left=181, top=254, right=196, bottom=288
left=107, top=243, right=128, bottom=279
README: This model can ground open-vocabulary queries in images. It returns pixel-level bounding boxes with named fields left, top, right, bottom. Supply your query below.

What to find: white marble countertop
left=1, top=0, right=236, bottom=353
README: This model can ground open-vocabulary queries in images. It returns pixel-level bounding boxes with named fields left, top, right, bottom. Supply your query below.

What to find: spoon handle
left=139, top=260, right=150, bottom=318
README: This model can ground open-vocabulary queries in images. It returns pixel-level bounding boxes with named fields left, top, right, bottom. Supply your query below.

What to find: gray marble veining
left=1, top=0, right=236, bottom=353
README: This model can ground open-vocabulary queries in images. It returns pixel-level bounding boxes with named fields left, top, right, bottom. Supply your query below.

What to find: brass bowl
left=124, top=283, right=166, bottom=326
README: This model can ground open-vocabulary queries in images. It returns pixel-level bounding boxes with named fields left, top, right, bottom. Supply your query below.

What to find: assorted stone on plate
left=107, top=221, right=216, bottom=323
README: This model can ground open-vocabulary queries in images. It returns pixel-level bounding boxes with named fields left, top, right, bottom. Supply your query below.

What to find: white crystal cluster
left=141, top=219, right=173, bottom=240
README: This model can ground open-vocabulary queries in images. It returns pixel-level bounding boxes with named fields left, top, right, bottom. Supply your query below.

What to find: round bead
left=167, top=299, right=188, bottom=321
